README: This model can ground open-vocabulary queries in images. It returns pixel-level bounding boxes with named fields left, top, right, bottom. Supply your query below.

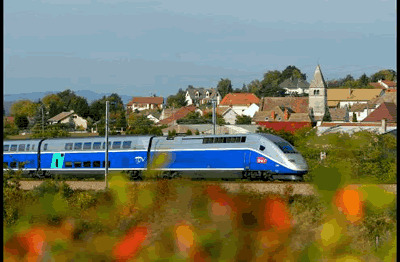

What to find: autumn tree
left=10, top=100, right=39, bottom=118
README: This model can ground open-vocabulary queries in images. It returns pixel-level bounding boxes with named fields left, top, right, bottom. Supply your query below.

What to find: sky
left=4, top=0, right=397, bottom=100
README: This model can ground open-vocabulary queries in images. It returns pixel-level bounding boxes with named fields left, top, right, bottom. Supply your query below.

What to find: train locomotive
left=3, top=133, right=308, bottom=181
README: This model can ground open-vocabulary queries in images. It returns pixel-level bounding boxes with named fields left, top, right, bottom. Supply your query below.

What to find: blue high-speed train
left=3, top=134, right=308, bottom=181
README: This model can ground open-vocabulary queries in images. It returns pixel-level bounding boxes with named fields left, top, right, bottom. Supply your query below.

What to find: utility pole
left=105, top=101, right=109, bottom=189
left=41, top=106, right=44, bottom=135
left=212, top=100, right=216, bottom=135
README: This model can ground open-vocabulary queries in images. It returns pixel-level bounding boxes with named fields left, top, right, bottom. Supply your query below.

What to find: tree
left=167, top=89, right=187, bottom=108
left=343, top=74, right=354, bottom=83
left=14, top=115, right=29, bottom=130
left=358, top=73, right=370, bottom=87
left=352, top=112, right=358, bottom=122
left=370, top=69, right=396, bottom=82
left=48, top=101, right=64, bottom=119
left=177, top=112, right=206, bottom=124
left=186, top=129, right=193, bottom=135
left=247, top=79, right=262, bottom=95
left=195, top=129, right=200, bottom=135
left=280, top=66, right=306, bottom=81
left=71, top=96, right=90, bottom=118
left=259, top=85, right=287, bottom=97
left=10, top=100, right=39, bottom=118
left=235, top=115, right=252, bottom=125
left=125, top=114, right=163, bottom=135
left=217, top=78, right=233, bottom=98
left=322, top=106, right=332, bottom=122
left=203, top=112, right=226, bottom=125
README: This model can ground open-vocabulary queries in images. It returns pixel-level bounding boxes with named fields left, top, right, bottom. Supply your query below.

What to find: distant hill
left=3, top=90, right=135, bottom=116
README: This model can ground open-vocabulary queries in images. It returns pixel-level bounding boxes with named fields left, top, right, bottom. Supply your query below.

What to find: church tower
left=309, top=65, right=328, bottom=117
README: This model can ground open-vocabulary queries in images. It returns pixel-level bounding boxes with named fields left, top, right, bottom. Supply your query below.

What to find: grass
left=3, top=171, right=397, bottom=261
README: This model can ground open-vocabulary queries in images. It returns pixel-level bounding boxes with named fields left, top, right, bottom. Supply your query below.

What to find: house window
left=313, top=90, right=320, bottom=95
left=265, top=117, right=269, bottom=120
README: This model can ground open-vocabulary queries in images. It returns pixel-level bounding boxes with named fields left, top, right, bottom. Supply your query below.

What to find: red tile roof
left=127, top=97, right=163, bottom=106
left=368, top=82, right=384, bottom=89
left=260, top=97, right=309, bottom=113
left=219, top=93, right=260, bottom=106
left=362, top=102, right=397, bottom=122
left=381, top=80, right=397, bottom=87
left=158, top=106, right=197, bottom=125
left=4, top=116, right=14, bottom=122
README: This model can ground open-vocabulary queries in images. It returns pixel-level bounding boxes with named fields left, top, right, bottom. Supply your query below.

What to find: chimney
left=271, top=111, right=275, bottom=120
left=381, top=118, right=387, bottom=133
left=284, top=108, right=289, bottom=120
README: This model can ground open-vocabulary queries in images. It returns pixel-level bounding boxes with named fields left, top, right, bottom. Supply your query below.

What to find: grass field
left=3, top=171, right=396, bottom=261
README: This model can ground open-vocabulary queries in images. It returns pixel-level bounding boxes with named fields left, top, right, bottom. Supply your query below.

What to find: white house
left=48, top=110, right=88, bottom=129
left=218, top=93, right=260, bottom=117
left=185, top=87, right=222, bottom=106
left=242, top=103, right=260, bottom=118
left=127, top=97, right=164, bottom=112
left=279, top=78, right=310, bottom=95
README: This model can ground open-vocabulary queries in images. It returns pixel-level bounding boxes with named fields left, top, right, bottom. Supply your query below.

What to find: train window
left=10, top=145, right=17, bottom=151
left=83, top=142, right=92, bottom=150
left=18, top=162, right=25, bottom=168
left=202, top=138, right=211, bottom=144
left=235, top=137, right=241, bottom=143
left=74, top=162, right=82, bottom=168
left=93, top=161, right=101, bottom=168
left=123, top=141, right=132, bottom=149
left=83, top=161, right=91, bottom=168
left=93, top=142, right=101, bottom=150
left=112, top=141, right=121, bottom=149
left=10, top=162, right=17, bottom=168
left=102, top=161, right=111, bottom=168
left=44, top=144, right=48, bottom=151
left=65, top=143, right=73, bottom=150
left=26, top=144, right=30, bottom=151
left=273, top=141, right=297, bottom=154
left=18, top=144, right=26, bottom=151
left=218, top=137, right=224, bottom=143
left=32, top=144, right=35, bottom=151
left=259, top=145, right=265, bottom=151
left=65, top=162, right=73, bottom=168
left=3, top=162, right=9, bottom=168
left=74, top=143, right=82, bottom=150
left=4, top=145, right=9, bottom=151
left=102, top=142, right=112, bottom=149
left=241, top=137, right=246, bottom=143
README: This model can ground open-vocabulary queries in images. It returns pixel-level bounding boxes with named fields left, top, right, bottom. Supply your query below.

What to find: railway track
left=15, top=180, right=397, bottom=196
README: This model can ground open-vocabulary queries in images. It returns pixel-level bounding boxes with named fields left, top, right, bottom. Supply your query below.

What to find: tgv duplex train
left=3, top=134, right=308, bottom=181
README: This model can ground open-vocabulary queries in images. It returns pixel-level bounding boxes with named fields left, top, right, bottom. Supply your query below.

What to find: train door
left=244, top=152, right=251, bottom=170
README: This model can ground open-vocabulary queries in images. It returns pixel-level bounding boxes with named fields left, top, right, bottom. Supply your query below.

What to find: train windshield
left=273, top=141, right=298, bottom=154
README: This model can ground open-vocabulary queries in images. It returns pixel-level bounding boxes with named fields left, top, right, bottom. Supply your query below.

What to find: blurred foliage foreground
left=4, top=169, right=396, bottom=262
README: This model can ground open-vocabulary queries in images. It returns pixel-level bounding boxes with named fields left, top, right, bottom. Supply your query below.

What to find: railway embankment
left=16, top=181, right=397, bottom=195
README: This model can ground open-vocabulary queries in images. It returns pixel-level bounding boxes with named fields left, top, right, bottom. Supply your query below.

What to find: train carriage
left=3, top=134, right=308, bottom=181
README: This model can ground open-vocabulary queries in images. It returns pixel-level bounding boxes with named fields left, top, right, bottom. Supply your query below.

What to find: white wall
left=242, top=103, right=259, bottom=118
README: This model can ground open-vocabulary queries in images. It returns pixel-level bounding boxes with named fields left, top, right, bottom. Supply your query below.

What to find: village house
left=47, top=110, right=87, bottom=130
left=279, top=77, right=310, bottom=95
left=218, top=93, right=260, bottom=116
left=327, top=88, right=384, bottom=109
left=362, top=102, right=397, bottom=123
left=126, top=97, right=164, bottom=112
left=157, top=106, right=198, bottom=126
left=253, top=105, right=312, bottom=133
left=317, top=120, right=396, bottom=136
left=185, top=87, right=222, bottom=106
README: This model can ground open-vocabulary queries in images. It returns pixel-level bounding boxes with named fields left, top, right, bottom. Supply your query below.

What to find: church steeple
left=309, top=65, right=328, bottom=117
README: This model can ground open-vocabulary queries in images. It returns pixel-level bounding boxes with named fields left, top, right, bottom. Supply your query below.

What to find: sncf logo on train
left=257, top=157, right=267, bottom=164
